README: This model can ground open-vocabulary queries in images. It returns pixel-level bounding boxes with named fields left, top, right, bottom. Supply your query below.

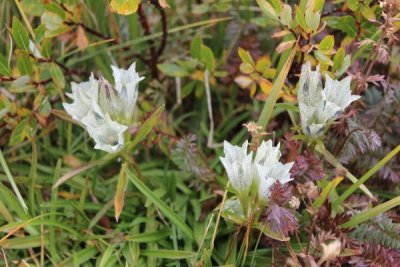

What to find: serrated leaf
left=12, top=17, right=30, bottom=52
left=0, top=53, right=11, bottom=76
left=110, top=0, right=141, bottom=15
left=319, top=35, right=334, bottom=52
left=158, top=63, right=189, bottom=77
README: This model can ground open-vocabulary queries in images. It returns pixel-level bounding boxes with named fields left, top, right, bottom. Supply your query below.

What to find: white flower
left=111, top=63, right=144, bottom=123
left=297, top=62, right=360, bottom=137
left=322, top=75, right=360, bottom=112
left=63, top=62, right=144, bottom=153
left=220, top=140, right=293, bottom=200
left=220, top=141, right=254, bottom=195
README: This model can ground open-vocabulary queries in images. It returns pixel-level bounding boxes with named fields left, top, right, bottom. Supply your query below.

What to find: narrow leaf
left=341, top=196, right=400, bottom=228
left=126, top=169, right=194, bottom=240
left=334, top=145, right=400, bottom=208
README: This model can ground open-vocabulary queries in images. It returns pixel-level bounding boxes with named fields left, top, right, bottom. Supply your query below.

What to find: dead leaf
left=76, top=26, right=89, bottom=51
left=276, top=40, right=296, bottom=54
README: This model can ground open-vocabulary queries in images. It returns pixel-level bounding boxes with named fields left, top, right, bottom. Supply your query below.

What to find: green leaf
left=280, top=4, right=292, bottom=26
left=140, top=249, right=196, bottom=259
left=0, top=235, right=47, bottom=249
left=125, top=230, right=171, bottom=242
left=314, top=50, right=333, bottom=65
left=0, top=149, right=28, bottom=213
left=295, top=7, right=308, bottom=32
left=126, top=169, right=194, bottom=240
left=110, top=0, right=141, bottom=15
left=314, top=0, right=325, bottom=13
left=16, top=52, right=33, bottom=76
left=305, top=10, right=320, bottom=31
left=360, top=5, right=376, bottom=21
left=38, top=96, right=52, bottom=117
left=313, top=176, right=343, bottom=209
left=190, top=35, right=202, bottom=60
left=49, top=63, right=65, bottom=89
left=319, top=35, right=334, bottom=52
left=34, top=24, right=46, bottom=43
left=333, top=47, right=345, bottom=72
left=253, top=222, right=290, bottom=241
left=0, top=53, right=11, bottom=76
left=325, top=15, right=357, bottom=37
left=12, top=17, right=30, bottom=52
left=238, top=47, right=255, bottom=66
left=269, top=0, right=281, bottom=13
left=9, top=118, right=30, bottom=146
left=334, top=145, right=400, bottom=209
left=257, top=42, right=296, bottom=129
left=256, top=0, right=278, bottom=21
left=201, top=45, right=215, bottom=71
left=158, top=63, right=189, bottom=77
left=341, top=196, right=400, bottom=228
left=348, top=0, right=359, bottom=11
left=335, top=55, right=350, bottom=76
left=127, top=105, right=165, bottom=150
left=315, top=143, right=374, bottom=199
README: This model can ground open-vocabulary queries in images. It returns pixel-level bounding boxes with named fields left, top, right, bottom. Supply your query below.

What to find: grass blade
left=125, top=169, right=194, bottom=240
left=140, top=249, right=196, bottom=259
left=257, top=40, right=297, bottom=129
left=0, top=148, right=28, bottom=212
left=333, top=144, right=400, bottom=208
left=341, top=196, right=400, bottom=228
left=313, top=176, right=343, bottom=209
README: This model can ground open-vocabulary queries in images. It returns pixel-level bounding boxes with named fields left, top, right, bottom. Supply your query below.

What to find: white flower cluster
left=220, top=140, right=293, bottom=200
left=298, top=62, right=360, bottom=137
left=63, top=63, right=144, bottom=153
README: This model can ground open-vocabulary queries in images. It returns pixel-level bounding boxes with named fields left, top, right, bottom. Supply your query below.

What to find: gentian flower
left=63, top=62, right=144, bottom=153
left=298, top=62, right=360, bottom=137
left=220, top=140, right=293, bottom=201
